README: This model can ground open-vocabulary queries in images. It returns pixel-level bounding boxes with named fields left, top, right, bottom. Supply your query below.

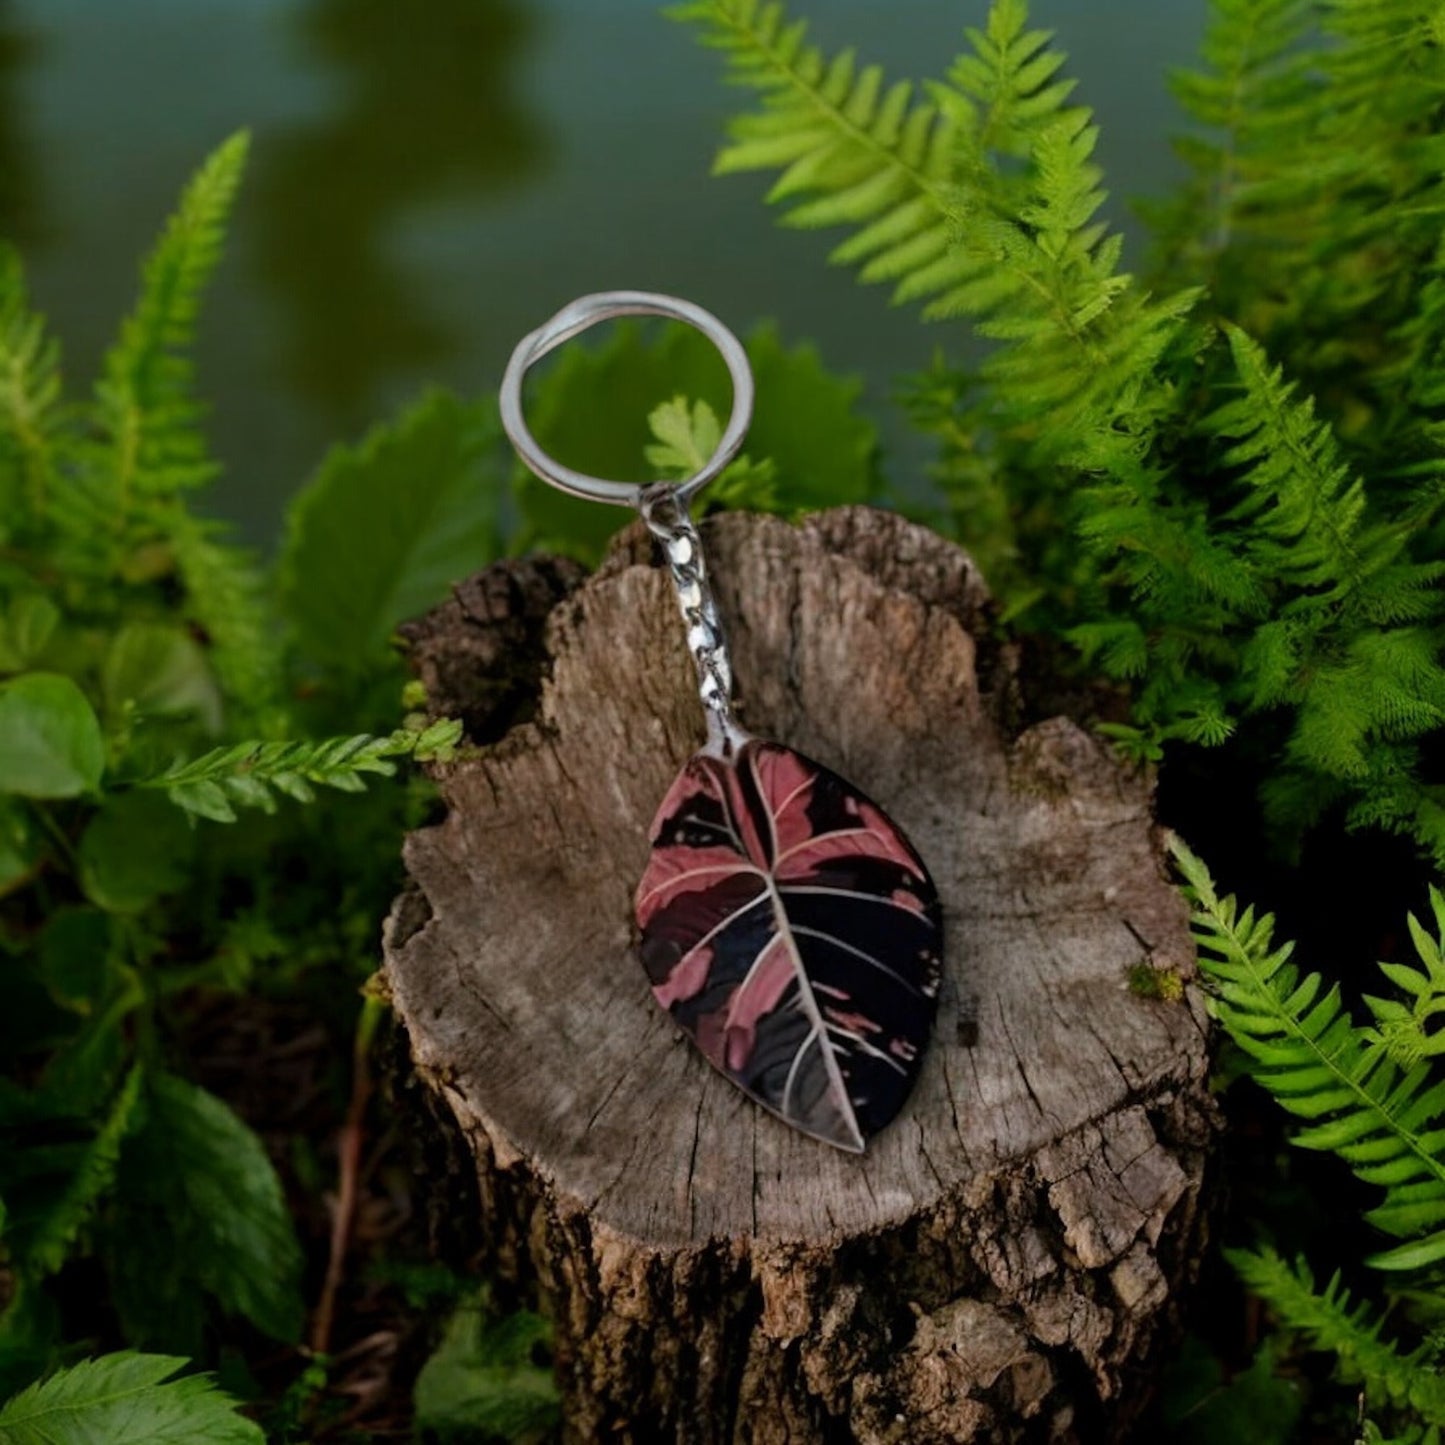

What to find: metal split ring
left=498, top=290, right=755, bottom=508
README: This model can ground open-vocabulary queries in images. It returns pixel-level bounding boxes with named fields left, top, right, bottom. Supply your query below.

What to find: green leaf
left=78, top=792, right=194, bottom=913
left=0, top=1351, right=263, bottom=1444
left=0, top=673, right=104, bottom=798
left=413, top=1288, right=559, bottom=1443
left=143, top=724, right=457, bottom=823
left=0, top=595, right=59, bottom=674
left=94, top=131, right=249, bottom=501
left=102, top=623, right=221, bottom=733
left=645, top=395, right=723, bottom=477
left=108, top=1072, right=303, bottom=1351
left=37, top=907, right=113, bottom=1010
left=1158, top=1335, right=1302, bottom=1445
left=743, top=322, right=877, bottom=506
left=279, top=389, right=505, bottom=678
left=1366, top=1233, right=1445, bottom=1272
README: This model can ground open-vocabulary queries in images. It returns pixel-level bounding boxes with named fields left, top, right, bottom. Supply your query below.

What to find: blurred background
left=3, top=0, right=1204, bottom=545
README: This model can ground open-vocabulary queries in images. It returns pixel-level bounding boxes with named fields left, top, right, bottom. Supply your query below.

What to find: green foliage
left=0, top=1351, right=262, bottom=1445
left=0, top=675, right=104, bottom=799
left=106, top=1071, right=303, bottom=1351
left=1176, top=840, right=1445, bottom=1435
left=412, top=1288, right=559, bottom=1443
left=512, top=318, right=879, bottom=560
left=141, top=718, right=462, bottom=824
left=1157, top=1335, right=1302, bottom=1445
left=1176, top=838, right=1445, bottom=1272
left=670, top=0, right=959, bottom=310
left=1230, top=1248, right=1445, bottom=1427
left=279, top=389, right=505, bottom=679
left=1363, top=888, right=1445, bottom=1069
left=6, top=0, right=1445, bottom=1436
left=0, top=134, right=516, bottom=1427
left=95, top=132, right=247, bottom=504
left=2, top=1065, right=142, bottom=1278
left=674, top=0, right=1445, bottom=870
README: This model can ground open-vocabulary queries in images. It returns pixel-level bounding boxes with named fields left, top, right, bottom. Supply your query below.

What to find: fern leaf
left=1230, top=1247, right=1445, bottom=1424
left=669, top=0, right=959, bottom=309
left=0, top=1351, right=263, bottom=1445
left=22, top=1064, right=142, bottom=1277
left=944, top=0, right=1081, bottom=170
left=1162, top=0, right=1316, bottom=269
left=0, top=247, right=63, bottom=532
left=1174, top=837, right=1445, bottom=1271
left=164, top=510, right=284, bottom=727
left=1211, top=324, right=1370, bottom=594
left=138, top=718, right=462, bottom=823
left=93, top=131, right=248, bottom=506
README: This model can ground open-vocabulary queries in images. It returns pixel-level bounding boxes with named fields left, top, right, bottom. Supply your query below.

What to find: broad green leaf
left=0, top=674, right=104, bottom=799
left=279, top=389, right=506, bottom=677
left=102, top=623, right=221, bottom=733
left=108, top=1072, right=303, bottom=1351
left=78, top=792, right=193, bottom=913
left=0, top=595, right=59, bottom=674
left=37, top=907, right=113, bottom=1008
left=743, top=322, right=877, bottom=505
left=0, top=1351, right=262, bottom=1444
left=413, top=1288, right=559, bottom=1443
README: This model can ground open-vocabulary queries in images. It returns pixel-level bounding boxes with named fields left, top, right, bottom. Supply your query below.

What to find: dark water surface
left=6, top=0, right=1204, bottom=544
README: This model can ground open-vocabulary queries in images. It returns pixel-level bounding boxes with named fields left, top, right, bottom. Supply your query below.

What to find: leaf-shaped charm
left=635, top=739, right=943, bottom=1152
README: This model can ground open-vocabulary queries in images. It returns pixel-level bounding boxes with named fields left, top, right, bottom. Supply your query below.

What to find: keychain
left=499, top=292, right=942, bottom=1153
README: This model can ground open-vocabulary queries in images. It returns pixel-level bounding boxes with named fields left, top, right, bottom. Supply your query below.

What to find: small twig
left=310, top=991, right=384, bottom=1356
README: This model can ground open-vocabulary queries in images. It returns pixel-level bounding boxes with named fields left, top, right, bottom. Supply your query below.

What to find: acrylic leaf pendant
left=635, top=739, right=943, bottom=1152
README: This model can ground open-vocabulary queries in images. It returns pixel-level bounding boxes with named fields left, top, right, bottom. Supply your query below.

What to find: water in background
left=4, top=0, right=1205, bottom=544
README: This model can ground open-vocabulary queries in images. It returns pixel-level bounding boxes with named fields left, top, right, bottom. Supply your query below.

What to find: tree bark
left=382, top=507, right=1217, bottom=1444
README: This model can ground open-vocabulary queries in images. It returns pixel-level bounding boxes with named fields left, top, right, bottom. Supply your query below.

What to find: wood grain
left=384, top=507, right=1218, bottom=1443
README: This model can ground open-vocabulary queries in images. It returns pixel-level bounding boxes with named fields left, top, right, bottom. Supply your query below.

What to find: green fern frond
left=163, top=510, right=283, bottom=727
left=1363, top=889, right=1445, bottom=1068
left=942, top=0, right=1083, bottom=179
left=23, top=1065, right=142, bottom=1277
left=1210, top=323, right=1370, bottom=593
left=0, top=246, right=63, bottom=531
left=139, top=718, right=462, bottom=823
left=93, top=131, right=248, bottom=506
left=669, top=0, right=961, bottom=312
left=0, top=1351, right=263, bottom=1445
left=1161, top=0, right=1316, bottom=271
left=1230, top=1246, right=1445, bottom=1424
left=1174, top=837, right=1445, bottom=1271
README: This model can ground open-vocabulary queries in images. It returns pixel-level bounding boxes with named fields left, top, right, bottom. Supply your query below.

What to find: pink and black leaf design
left=635, top=739, right=943, bottom=1152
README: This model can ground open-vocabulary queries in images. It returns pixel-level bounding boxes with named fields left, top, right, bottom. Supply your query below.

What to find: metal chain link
left=639, top=484, right=744, bottom=751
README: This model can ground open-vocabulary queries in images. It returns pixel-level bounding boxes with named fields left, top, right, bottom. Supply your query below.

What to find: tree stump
left=382, top=508, right=1217, bottom=1444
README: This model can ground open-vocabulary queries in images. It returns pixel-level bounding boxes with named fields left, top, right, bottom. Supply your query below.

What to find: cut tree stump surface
left=384, top=508, right=1217, bottom=1443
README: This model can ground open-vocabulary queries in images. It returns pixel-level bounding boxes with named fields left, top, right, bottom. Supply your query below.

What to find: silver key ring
left=498, top=290, right=755, bottom=508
